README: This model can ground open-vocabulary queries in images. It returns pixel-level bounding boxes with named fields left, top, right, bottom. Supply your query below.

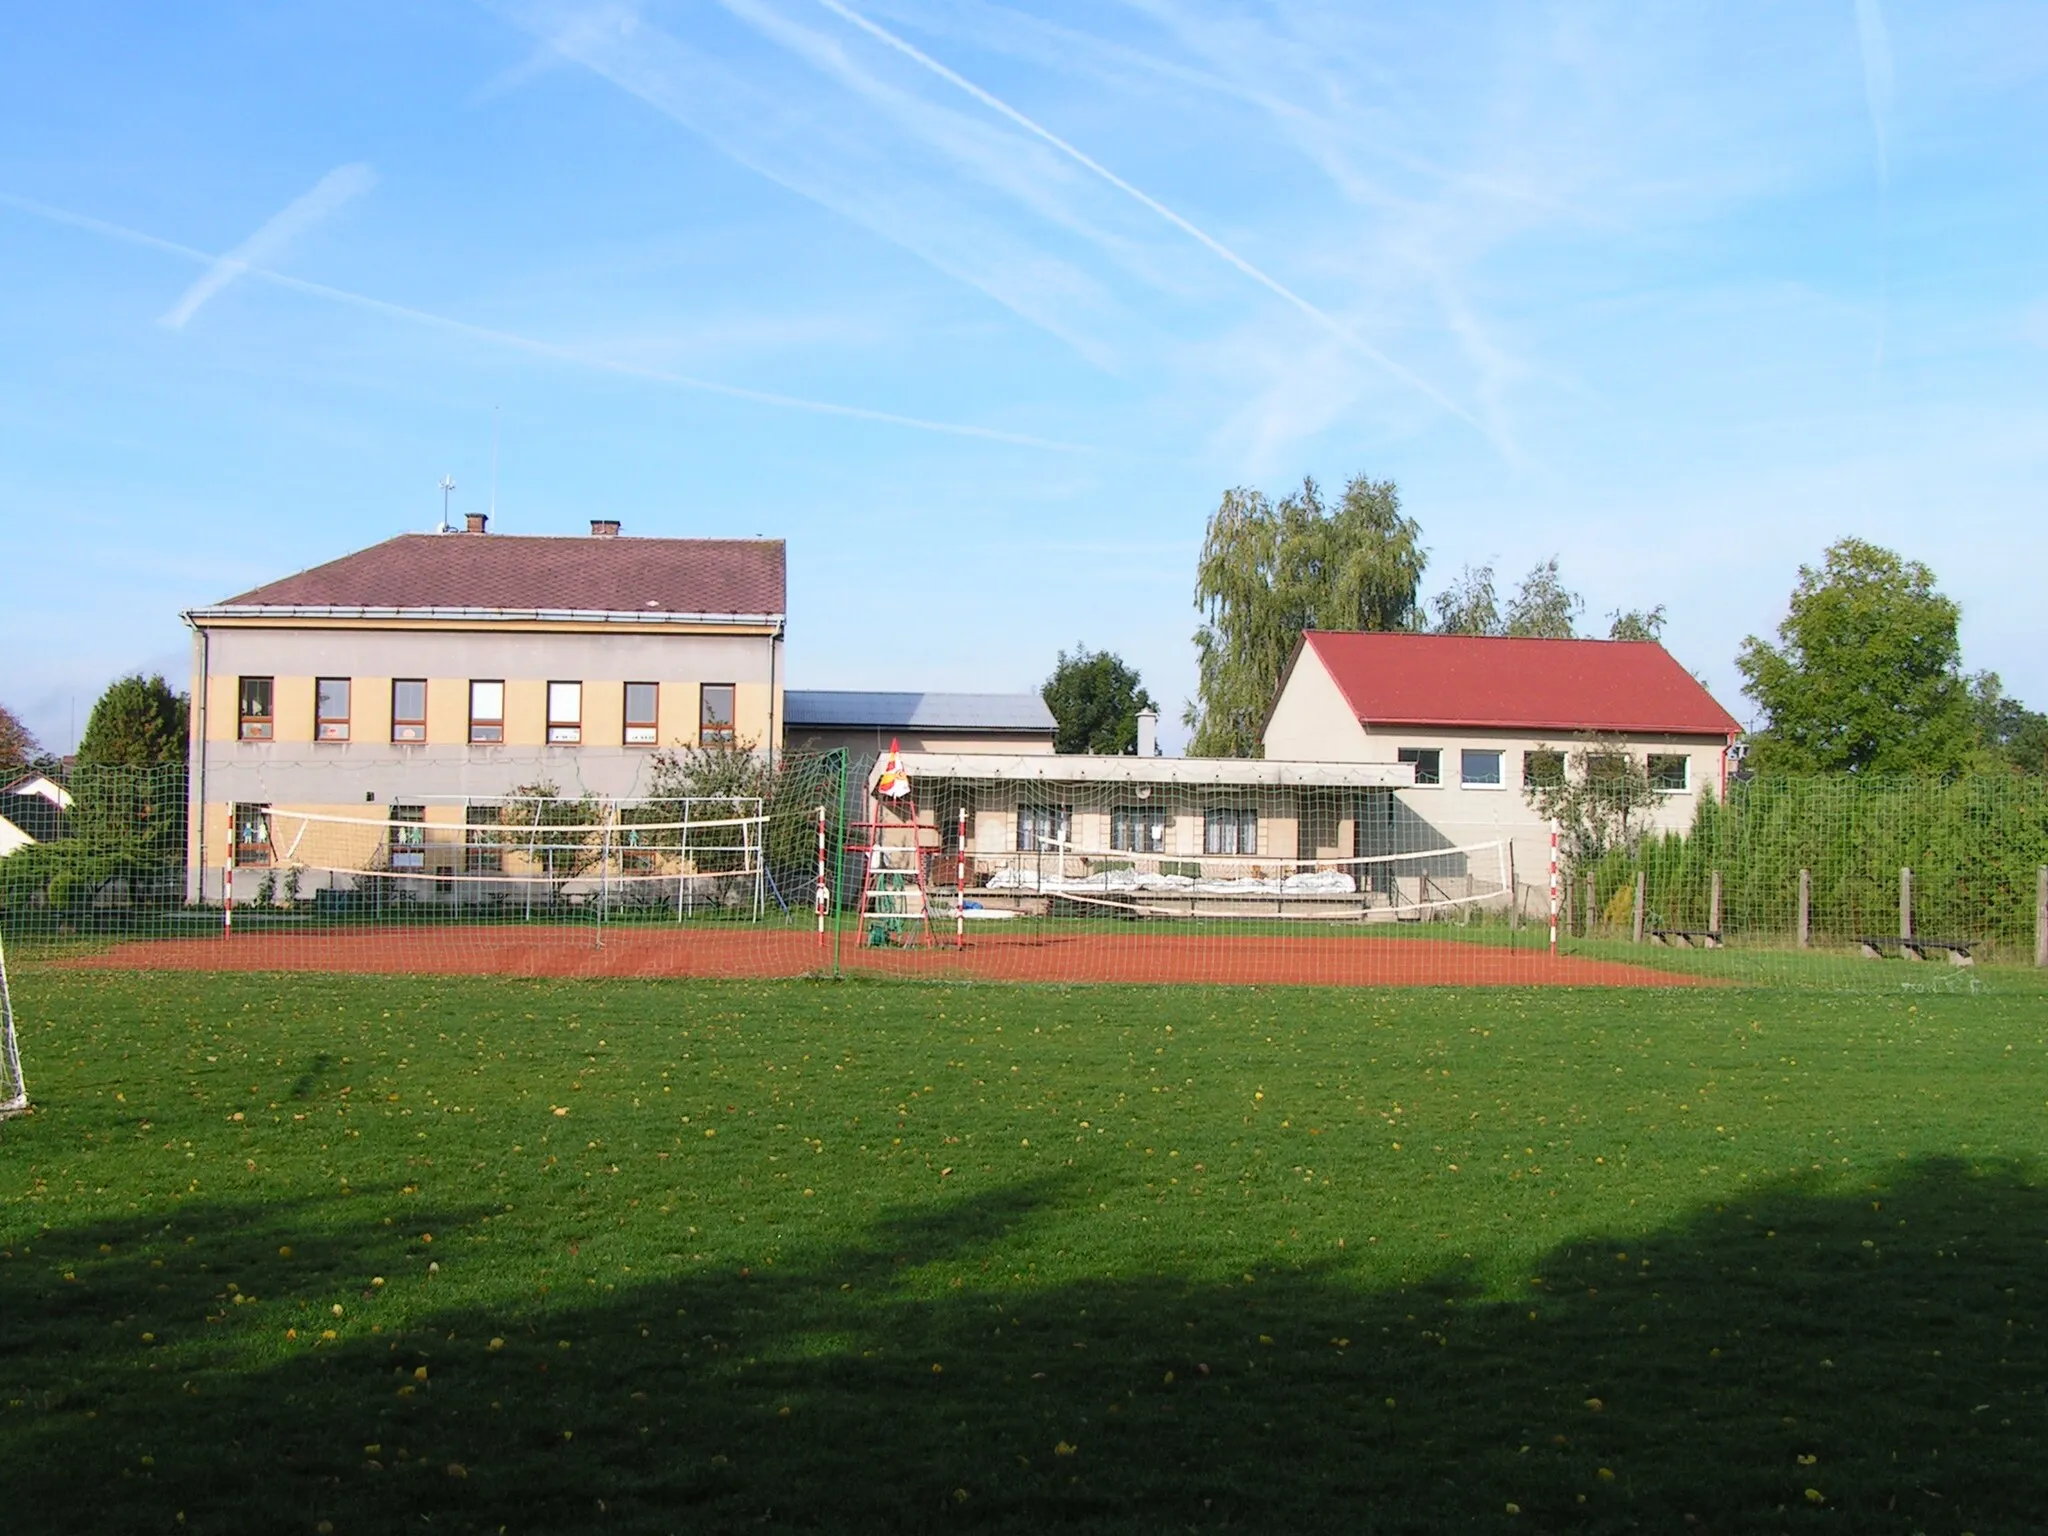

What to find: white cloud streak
left=1855, top=0, right=1895, bottom=182
left=1, top=190, right=1078, bottom=449
left=812, top=0, right=1476, bottom=430
left=159, top=162, right=378, bottom=329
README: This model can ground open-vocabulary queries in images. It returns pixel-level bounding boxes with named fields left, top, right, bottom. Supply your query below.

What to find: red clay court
left=73, top=924, right=1705, bottom=987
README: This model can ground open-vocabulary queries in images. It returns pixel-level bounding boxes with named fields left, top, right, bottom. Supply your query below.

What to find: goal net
left=0, top=931, right=26, bottom=1119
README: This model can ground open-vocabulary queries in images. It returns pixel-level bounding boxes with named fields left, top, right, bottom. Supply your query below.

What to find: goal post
left=0, top=930, right=27, bottom=1120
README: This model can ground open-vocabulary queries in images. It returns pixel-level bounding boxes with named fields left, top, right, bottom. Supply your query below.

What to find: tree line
left=1038, top=471, right=2043, bottom=774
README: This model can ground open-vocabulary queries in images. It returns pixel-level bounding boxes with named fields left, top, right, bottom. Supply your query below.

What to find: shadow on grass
left=4, top=1157, right=2044, bottom=1534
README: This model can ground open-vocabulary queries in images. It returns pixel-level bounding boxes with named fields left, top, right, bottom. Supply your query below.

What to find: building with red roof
left=1263, top=631, right=1742, bottom=907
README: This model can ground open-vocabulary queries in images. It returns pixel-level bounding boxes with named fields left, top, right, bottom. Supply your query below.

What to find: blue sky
left=3, top=1, right=2044, bottom=754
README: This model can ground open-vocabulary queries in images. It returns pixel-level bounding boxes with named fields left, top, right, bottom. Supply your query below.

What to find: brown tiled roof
left=211, top=533, right=786, bottom=619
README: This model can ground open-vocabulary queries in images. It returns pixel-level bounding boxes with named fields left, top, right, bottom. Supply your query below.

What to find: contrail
left=1854, top=0, right=1894, bottom=183
left=160, top=162, right=377, bottom=329
left=1, top=190, right=1077, bottom=449
left=814, top=0, right=1477, bottom=431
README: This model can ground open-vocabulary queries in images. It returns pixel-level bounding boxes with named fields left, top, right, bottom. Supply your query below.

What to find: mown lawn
left=2, top=969, right=2045, bottom=1534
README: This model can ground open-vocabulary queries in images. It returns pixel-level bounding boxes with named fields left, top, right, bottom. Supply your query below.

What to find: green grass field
left=3, top=969, right=2046, bottom=1534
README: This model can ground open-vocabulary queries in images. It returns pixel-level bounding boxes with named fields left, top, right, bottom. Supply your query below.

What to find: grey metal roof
left=784, top=690, right=1056, bottom=733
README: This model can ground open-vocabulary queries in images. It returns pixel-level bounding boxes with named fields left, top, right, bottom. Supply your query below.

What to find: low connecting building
left=181, top=516, right=784, bottom=900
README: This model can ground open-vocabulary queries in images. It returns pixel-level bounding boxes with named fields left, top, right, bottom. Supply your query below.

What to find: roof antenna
left=438, top=475, right=456, bottom=534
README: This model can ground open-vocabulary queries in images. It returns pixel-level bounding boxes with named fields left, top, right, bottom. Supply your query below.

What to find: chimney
left=590, top=519, right=621, bottom=538
left=464, top=512, right=489, bottom=534
left=1135, top=708, right=1158, bottom=758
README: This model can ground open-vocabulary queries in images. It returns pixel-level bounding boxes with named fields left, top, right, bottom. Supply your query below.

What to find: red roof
left=1297, top=631, right=1740, bottom=737
left=209, top=533, right=785, bottom=619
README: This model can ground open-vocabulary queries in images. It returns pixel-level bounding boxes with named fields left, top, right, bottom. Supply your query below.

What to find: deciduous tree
left=1737, top=539, right=1975, bottom=775
left=1044, top=646, right=1156, bottom=754
left=1187, top=474, right=1424, bottom=757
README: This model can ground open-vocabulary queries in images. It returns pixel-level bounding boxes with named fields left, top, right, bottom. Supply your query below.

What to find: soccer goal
left=261, top=796, right=775, bottom=926
left=0, top=931, right=27, bottom=1120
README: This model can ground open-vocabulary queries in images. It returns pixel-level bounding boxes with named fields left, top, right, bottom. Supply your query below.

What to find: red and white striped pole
left=1547, top=822, right=1559, bottom=958
left=224, top=853, right=235, bottom=937
left=956, top=805, right=968, bottom=945
left=814, top=805, right=829, bottom=939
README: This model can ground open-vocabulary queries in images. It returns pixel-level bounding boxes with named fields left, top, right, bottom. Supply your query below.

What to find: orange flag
left=876, top=738, right=911, bottom=799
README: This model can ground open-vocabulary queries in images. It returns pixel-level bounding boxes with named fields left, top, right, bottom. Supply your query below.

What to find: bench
left=1858, top=935, right=1975, bottom=966
left=1648, top=928, right=1722, bottom=949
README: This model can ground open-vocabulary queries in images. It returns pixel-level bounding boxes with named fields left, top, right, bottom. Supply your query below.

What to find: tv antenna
left=438, top=475, right=456, bottom=534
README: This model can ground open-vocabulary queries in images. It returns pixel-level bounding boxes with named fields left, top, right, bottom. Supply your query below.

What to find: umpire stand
left=847, top=740, right=945, bottom=949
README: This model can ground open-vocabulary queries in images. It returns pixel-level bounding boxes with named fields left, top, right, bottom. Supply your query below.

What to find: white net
left=0, top=931, right=27, bottom=1119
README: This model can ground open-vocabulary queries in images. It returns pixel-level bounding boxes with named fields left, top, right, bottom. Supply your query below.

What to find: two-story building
left=182, top=516, right=784, bottom=900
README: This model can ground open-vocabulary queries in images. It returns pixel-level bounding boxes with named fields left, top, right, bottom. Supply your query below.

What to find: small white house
left=0, top=772, right=73, bottom=858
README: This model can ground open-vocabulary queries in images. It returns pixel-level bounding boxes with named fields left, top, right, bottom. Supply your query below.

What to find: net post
left=1583, top=872, right=1596, bottom=938
left=1547, top=822, right=1558, bottom=957
left=1899, top=865, right=1912, bottom=940
left=1506, top=840, right=1519, bottom=931
left=1797, top=867, right=1811, bottom=949
left=956, top=804, right=968, bottom=946
left=224, top=852, right=234, bottom=938
left=2035, top=866, right=2047, bottom=969
left=815, top=804, right=827, bottom=942
left=1630, top=869, right=1646, bottom=944
left=831, top=751, right=847, bottom=978
left=1709, top=869, right=1723, bottom=937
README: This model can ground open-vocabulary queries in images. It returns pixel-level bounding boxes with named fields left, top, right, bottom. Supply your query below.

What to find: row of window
left=1398, top=747, right=1690, bottom=792
left=1014, top=805, right=1255, bottom=856
left=235, top=677, right=736, bottom=747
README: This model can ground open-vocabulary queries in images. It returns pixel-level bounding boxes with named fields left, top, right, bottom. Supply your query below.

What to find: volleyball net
left=1, top=758, right=2043, bottom=989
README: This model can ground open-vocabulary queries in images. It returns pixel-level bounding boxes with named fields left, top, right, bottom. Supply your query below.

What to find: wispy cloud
left=1855, top=0, right=1895, bottom=183
left=812, top=0, right=1475, bottom=430
left=158, top=162, right=377, bottom=329
left=2, top=189, right=1079, bottom=449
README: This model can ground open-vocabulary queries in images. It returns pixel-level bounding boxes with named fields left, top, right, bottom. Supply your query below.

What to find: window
left=624, top=682, right=659, bottom=745
left=237, top=677, right=273, bottom=740
left=700, top=683, right=736, bottom=745
left=1585, top=750, right=1630, bottom=785
left=1648, top=753, right=1690, bottom=792
left=1461, top=749, right=1504, bottom=787
left=1204, top=808, right=1258, bottom=856
left=1017, top=804, right=1071, bottom=852
left=391, top=679, right=427, bottom=742
left=1397, top=746, right=1440, bottom=786
left=469, top=680, right=504, bottom=744
left=1523, top=749, right=1566, bottom=789
left=547, top=681, right=582, bottom=744
left=231, top=802, right=271, bottom=866
left=388, top=804, right=426, bottom=872
left=315, top=677, right=350, bottom=742
left=465, top=803, right=502, bottom=874
left=1111, top=805, right=1164, bottom=854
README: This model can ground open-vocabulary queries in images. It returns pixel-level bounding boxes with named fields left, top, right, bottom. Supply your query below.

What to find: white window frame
left=1203, top=808, right=1258, bottom=856
left=1460, top=748, right=1505, bottom=789
left=1647, top=753, right=1692, bottom=793
left=1017, top=804, right=1071, bottom=853
left=1110, top=805, right=1165, bottom=854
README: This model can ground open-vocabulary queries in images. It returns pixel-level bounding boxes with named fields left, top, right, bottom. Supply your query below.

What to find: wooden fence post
left=1631, top=870, right=1646, bottom=944
left=1900, top=866, right=1913, bottom=940
left=1797, top=868, right=1811, bottom=949
left=1709, top=869, right=1723, bottom=937
left=2036, top=866, right=2047, bottom=969
left=1584, top=872, right=1597, bottom=938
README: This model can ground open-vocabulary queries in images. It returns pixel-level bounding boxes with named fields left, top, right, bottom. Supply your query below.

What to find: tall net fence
left=1, top=760, right=2044, bottom=989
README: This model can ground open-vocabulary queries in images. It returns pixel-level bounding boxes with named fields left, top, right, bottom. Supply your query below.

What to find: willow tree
left=1185, top=474, right=1424, bottom=757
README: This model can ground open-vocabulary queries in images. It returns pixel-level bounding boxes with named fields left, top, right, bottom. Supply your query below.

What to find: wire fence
left=2, top=758, right=2044, bottom=988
